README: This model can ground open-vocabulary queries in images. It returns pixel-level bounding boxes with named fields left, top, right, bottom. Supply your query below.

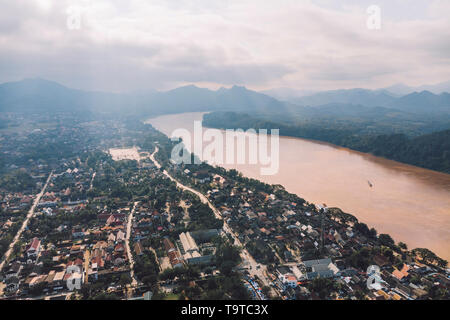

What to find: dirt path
left=89, top=172, right=96, bottom=190
left=0, top=172, right=53, bottom=272
left=125, top=201, right=139, bottom=286
left=84, top=250, right=90, bottom=284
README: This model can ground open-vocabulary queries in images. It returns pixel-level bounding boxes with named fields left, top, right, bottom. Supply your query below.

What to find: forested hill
left=203, top=112, right=450, bottom=174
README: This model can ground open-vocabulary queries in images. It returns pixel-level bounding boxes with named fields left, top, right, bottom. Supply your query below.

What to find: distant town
left=0, top=112, right=448, bottom=300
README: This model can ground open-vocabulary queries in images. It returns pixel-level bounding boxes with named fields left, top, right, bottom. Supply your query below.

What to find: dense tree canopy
left=204, top=112, right=450, bottom=173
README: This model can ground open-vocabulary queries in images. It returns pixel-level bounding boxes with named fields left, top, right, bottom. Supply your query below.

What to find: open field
left=109, top=147, right=141, bottom=161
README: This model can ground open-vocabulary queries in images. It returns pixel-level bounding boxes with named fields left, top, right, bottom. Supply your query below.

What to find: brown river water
left=147, top=112, right=450, bottom=261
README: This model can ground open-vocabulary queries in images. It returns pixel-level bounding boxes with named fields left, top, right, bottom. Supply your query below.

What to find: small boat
left=368, top=180, right=373, bottom=188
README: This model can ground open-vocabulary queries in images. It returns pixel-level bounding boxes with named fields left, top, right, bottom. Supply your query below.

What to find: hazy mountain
left=382, top=84, right=417, bottom=96
left=295, top=103, right=408, bottom=121
left=216, top=85, right=289, bottom=113
left=0, top=78, right=85, bottom=112
left=144, top=85, right=217, bottom=114
left=0, top=78, right=133, bottom=113
left=1, top=78, right=449, bottom=118
left=384, top=81, right=450, bottom=95
left=262, top=81, right=450, bottom=102
left=260, top=87, right=316, bottom=101
left=140, top=84, right=290, bottom=115
left=277, top=87, right=450, bottom=115
left=392, top=91, right=450, bottom=114
left=288, top=88, right=398, bottom=107
left=0, top=78, right=289, bottom=116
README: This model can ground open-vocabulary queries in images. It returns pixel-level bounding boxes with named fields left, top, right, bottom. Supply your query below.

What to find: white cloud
left=0, top=0, right=448, bottom=91
left=33, top=0, right=53, bottom=12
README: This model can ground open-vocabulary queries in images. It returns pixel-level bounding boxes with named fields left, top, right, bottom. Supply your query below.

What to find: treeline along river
left=147, top=112, right=450, bottom=261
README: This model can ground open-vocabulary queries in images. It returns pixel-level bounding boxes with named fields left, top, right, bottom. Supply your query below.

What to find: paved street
left=148, top=147, right=275, bottom=295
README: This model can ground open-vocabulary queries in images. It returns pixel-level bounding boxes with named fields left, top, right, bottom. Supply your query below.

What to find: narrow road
left=0, top=172, right=53, bottom=272
left=84, top=250, right=90, bottom=284
left=126, top=201, right=139, bottom=287
left=179, top=200, right=190, bottom=227
left=89, top=172, right=96, bottom=190
left=148, top=147, right=274, bottom=292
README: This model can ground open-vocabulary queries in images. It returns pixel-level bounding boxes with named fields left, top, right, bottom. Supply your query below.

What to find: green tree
left=378, top=234, right=395, bottom=247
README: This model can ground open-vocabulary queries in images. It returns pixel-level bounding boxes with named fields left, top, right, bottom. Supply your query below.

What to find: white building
left=279, top=274, right=298, bottom=288
left=179, top=232, right=199, bottom=254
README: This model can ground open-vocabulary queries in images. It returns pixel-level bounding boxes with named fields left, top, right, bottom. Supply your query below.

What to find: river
left=147, top=112, right=450, bottom=261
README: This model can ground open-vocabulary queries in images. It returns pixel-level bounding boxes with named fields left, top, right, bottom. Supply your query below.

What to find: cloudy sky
left=0, top=0, right=449, bottom=92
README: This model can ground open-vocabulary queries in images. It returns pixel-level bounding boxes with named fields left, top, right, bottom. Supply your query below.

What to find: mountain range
left=274, top=88, right=450, bottom=115
left=0, top=78, right=288, bottom=116
left=0, top=78, right=449, bottom=117
left=263, top=80, right=450, bottom=100
left=384, top=81, right=450, bottom=96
